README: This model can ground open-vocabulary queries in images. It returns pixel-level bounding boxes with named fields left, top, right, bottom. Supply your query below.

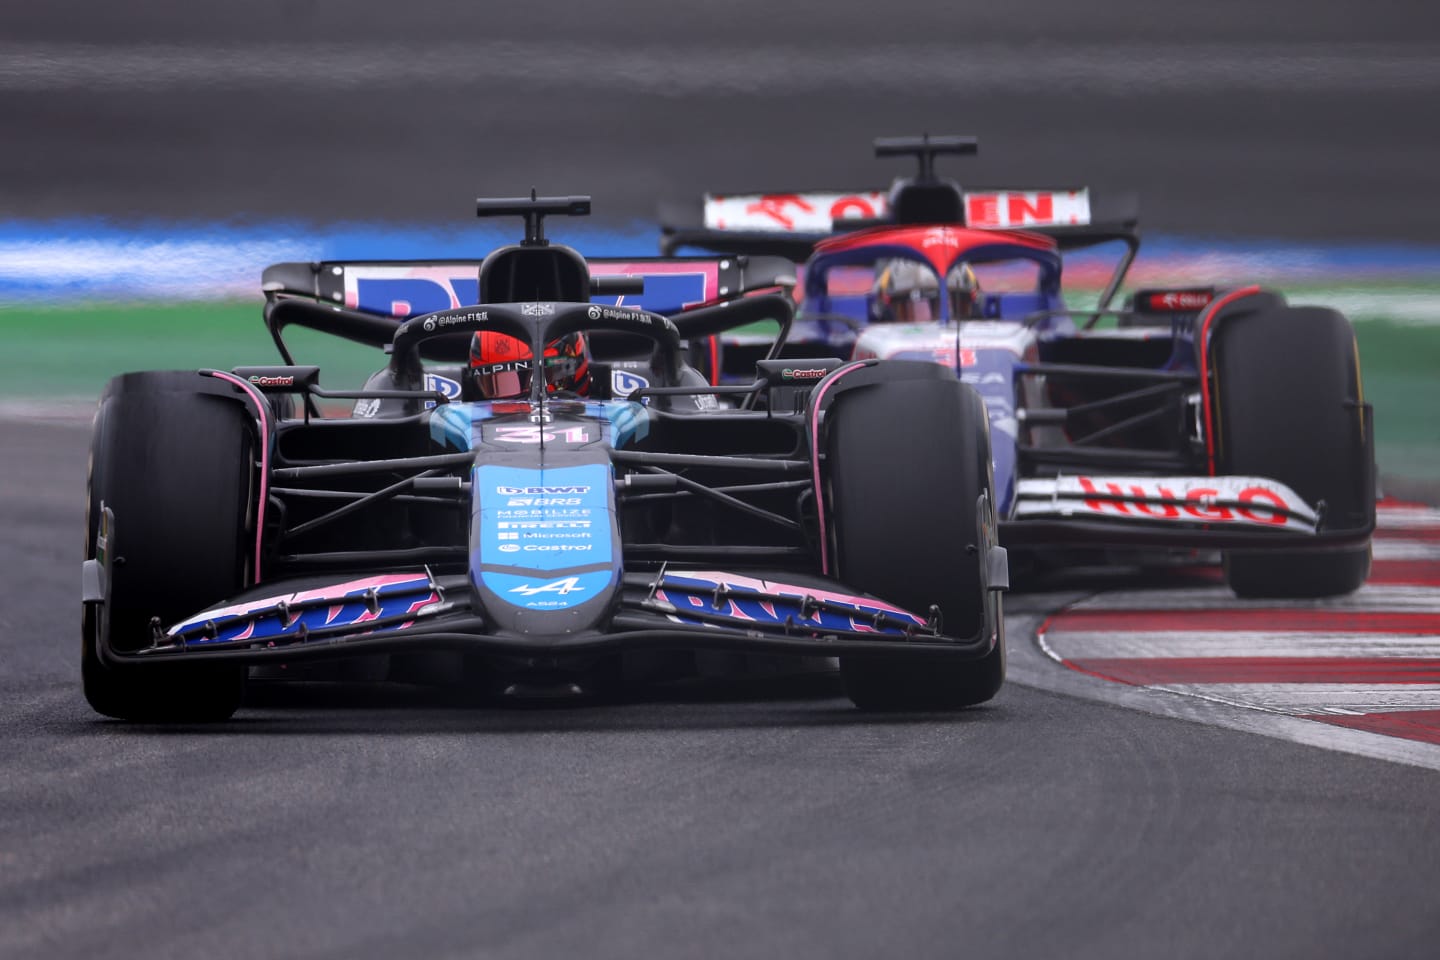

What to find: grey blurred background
left=1, top=0, right=1437, bottom=240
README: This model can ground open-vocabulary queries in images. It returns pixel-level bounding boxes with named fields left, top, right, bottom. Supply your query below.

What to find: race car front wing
left=86, top=565, right=1000, bottom=668
left=1004, top=473, right=1374, bottom=549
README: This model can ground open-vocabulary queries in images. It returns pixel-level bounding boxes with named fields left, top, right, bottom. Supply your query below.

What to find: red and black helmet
left=467, top=330, right=591, bottom=400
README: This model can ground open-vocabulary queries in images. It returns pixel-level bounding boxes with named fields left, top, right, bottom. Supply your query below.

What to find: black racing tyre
left=1212, top=306, right=1373, bottom=598
left=826, top=375, right=1004, bottom=710
left=82, top=372, right=254, bottom=721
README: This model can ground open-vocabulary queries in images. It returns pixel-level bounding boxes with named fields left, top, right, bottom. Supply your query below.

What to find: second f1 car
left=660, top=135, right=1377, bottom=599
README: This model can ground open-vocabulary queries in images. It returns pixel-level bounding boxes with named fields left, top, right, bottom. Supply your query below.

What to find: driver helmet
left=466, top=329, right=591, bottom=400
left=947, top=262, right=982, bottom=320
left=871, top=259, right=941, bottom=323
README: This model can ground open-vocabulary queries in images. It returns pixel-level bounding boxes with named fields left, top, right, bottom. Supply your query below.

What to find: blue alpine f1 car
left=80, top=195, right=1008, bottom=722
left=659, top=136, right=1377, bottom=600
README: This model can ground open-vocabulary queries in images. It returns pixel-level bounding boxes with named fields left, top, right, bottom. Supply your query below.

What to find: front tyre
left=1211, top=306, right=1374, bottom=598
left=824, top=373, right=1004, bottom=710
left=82, top=372, right=254, bottom=721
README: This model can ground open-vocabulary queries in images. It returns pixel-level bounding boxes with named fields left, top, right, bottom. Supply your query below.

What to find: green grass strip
left=1, top=293, right=1434, bottom=478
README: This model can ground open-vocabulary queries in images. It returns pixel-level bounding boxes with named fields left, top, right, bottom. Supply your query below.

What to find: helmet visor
left=472, top=362, right=530, bottom=399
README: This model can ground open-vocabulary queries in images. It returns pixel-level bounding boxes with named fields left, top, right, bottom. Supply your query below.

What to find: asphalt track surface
left=4, top=3, right=1440, bottom=957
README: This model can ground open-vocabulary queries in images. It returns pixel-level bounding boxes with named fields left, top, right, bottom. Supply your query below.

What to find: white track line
left=1021, top=510, right=1440, bottom=765
left=1061, top=584, right=1440, bottom=612
left=1011, top=609, right=1440, bottom=772
left=1041, top=632, right=1440, bottom=660
left=1377, top=507, right=1440, bottom=529
left=1154, top=683, right=1440, bottom=715
left=1373, top=539, right=1440, bottom=560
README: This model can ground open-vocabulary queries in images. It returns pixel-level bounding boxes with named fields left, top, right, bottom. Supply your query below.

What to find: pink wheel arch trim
left=204, top=370, right=270, bottom=583
left=808, top=362, right=870, bottom=576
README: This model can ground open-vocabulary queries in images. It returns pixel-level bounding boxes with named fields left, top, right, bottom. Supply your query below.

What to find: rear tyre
left=1212, top=306, right=1373, bottom=598
left=826, top=374, right=1004, bottom=710
left=82, top=372, right=253, bottom=721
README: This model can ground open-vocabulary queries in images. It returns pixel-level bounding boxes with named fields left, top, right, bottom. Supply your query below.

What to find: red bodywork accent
left=812, top=224, right=1057, bottom=279
left=708, top=335, right=721, bottom=387
left=1145, top=290, right=1214, bottom=312
left=1193, top=285, right=1264, bottom=474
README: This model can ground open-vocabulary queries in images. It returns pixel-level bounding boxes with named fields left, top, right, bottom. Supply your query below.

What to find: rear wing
left=662, top=187, right=1139, bottom=254
left=663, top=134, right=1141, bottom=308
left=660, top=186, right=1140, bottom=308
left=262, top=255, right=797, bottom=320
left=258, top=254, right=800, bottom=381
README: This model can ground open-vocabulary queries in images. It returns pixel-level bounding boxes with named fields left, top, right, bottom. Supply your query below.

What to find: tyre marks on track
left=1037, top=500, right=1440, bottom=759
